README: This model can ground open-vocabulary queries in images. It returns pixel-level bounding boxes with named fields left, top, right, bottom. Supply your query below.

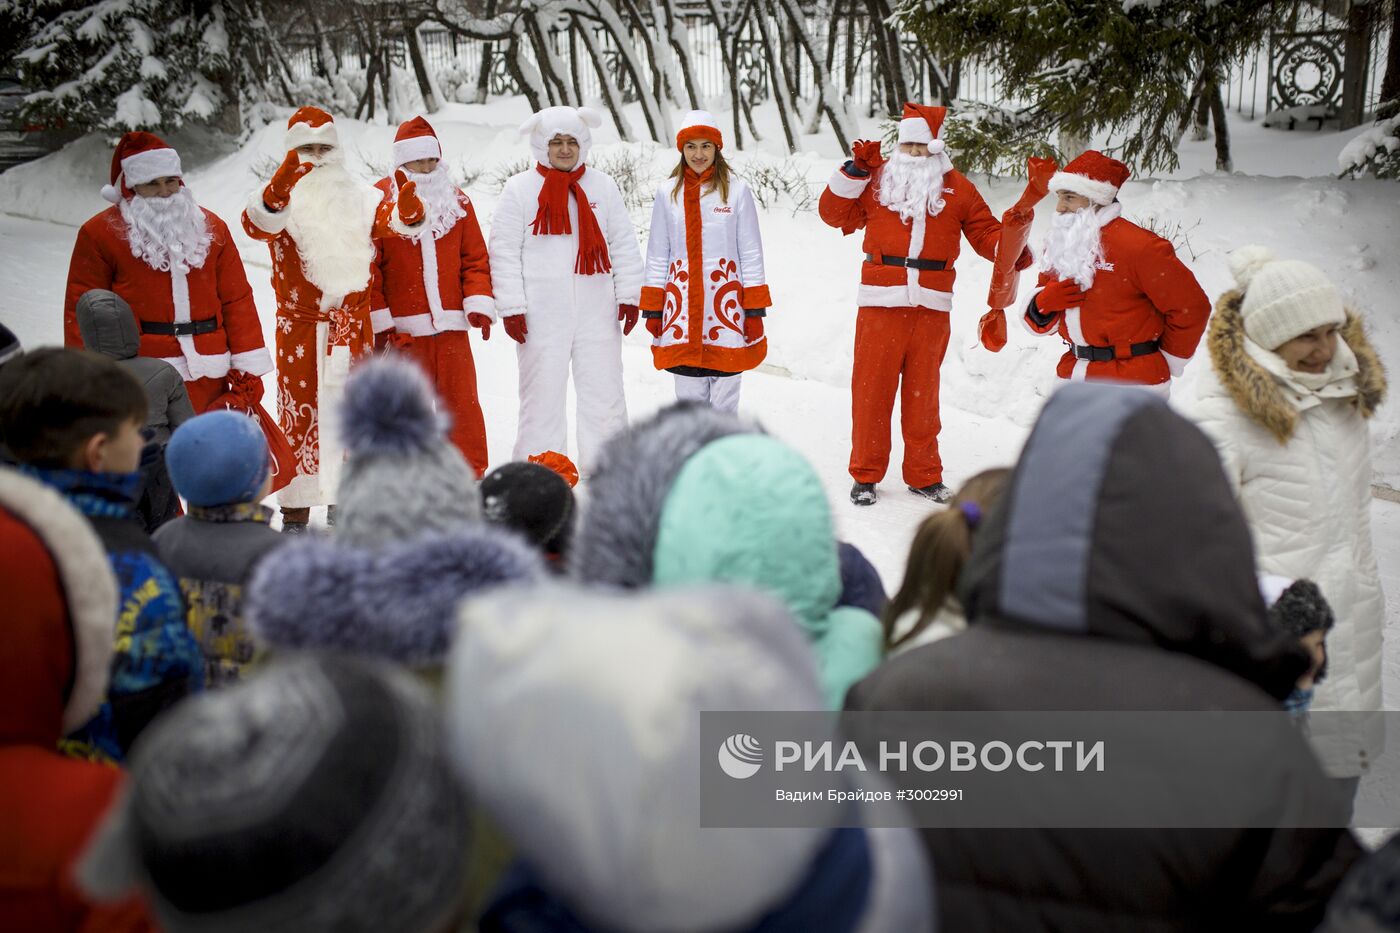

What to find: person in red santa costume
left=65, top=131, right=271, bottom=413
left=820, top=103, right=1026, bottom=507
left=1022, top=150, right=1210, bottom=395
left=370, top=116, right=495, bottom=477
left=242, top=107, right=426, bottom=533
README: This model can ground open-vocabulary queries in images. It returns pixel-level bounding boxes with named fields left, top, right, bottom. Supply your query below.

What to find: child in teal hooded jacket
left=574, top=404, right=882, bottom=708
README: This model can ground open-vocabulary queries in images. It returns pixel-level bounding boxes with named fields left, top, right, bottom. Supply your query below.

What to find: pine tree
left=16, top=0, right=237, bottom=134
left=894, top=0, right=1283, bottom=175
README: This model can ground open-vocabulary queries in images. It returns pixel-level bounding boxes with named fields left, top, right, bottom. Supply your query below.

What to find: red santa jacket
left=64, top=207, right=270, bottom=381
left=1023, top=204, right=1210, bottom=386
left=819, top=162, right=1001, bottom=311
left=369, top=176, right=494, bottom=336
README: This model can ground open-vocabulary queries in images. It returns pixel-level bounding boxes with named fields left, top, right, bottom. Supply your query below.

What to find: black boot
left=850, top=482, right=877, bottom=506
left=281, top=506, right=310, bottom=534
left=909, top=482, right=952, bottom=503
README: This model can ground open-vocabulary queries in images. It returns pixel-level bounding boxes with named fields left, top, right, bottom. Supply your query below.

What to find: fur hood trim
left=248, top=523, right=545, bottom=667
left=1208, top=290, right=1387, bottom=443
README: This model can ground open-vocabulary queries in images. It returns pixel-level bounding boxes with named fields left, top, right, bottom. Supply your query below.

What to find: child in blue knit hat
left=154, top=410, right=285, bottom=687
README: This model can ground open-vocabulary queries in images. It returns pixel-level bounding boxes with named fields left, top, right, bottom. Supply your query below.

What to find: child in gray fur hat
left=246, top=356, right=544, bottom=670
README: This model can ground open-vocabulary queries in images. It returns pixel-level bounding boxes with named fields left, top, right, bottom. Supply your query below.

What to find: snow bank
left=2, top=97, right=1396, bottom=487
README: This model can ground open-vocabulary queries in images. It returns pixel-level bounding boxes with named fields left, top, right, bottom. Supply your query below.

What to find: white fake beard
left=285, top=158, right=374, bottom=299
left=1040, top=207, right=1106, bottom=290
left=876, top=151, right=946, bottom=223
left=119, top=187, right=212, bottom=272
left=403, top=164, right=466, bottom=240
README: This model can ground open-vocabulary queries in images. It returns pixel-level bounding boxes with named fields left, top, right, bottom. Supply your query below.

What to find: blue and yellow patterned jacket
left=24, top=467, right=203, bottom=762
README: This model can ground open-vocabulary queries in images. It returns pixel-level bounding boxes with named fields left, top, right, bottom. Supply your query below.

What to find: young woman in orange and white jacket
left=640, top=111, right=771, bottom=413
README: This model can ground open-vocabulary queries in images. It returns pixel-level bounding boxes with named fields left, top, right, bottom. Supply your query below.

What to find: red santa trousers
left=399, top=331, right=488, bottom=477
left=849, top=306, right=951, bottom=488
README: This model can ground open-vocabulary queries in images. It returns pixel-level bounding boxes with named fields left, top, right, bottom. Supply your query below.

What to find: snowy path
left=2, top=210, right=1396, bottom=828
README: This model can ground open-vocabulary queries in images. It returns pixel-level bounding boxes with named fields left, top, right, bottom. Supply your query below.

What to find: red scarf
left=531, top=163, right=611, bottom=275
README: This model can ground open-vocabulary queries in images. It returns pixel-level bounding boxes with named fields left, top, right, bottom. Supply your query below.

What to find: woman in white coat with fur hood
left=488, top=106, right=643, bottom=472
left=1185, top=245, right=1388, bottom=808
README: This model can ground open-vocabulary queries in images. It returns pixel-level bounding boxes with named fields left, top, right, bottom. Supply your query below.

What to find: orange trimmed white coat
left=641, top=176, right=771, bottom=373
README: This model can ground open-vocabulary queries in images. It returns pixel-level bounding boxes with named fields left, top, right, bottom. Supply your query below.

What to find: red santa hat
left=393, top=116, right=442, bottom=167
left=1048, top=150, right=1130, bottom=206
left=100, top=131, right=182, bottom=204
left=285, top=106, right=339, bottom=151
left=895, top=102, right=954, bottom=173
left=675, top=110, right=723, bottom=151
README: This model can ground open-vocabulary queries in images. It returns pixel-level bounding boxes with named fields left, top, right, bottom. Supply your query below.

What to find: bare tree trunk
left=525, top=14, right=573, bottom=105
left=1378, top=0, right=1400, bottom=117
left=1209, top=80, right=1232, bottom=172
left=405, top=22, right=441, bottom=112
left=706, top=0, right=746, bottom=148
left=575, top=16, right=633, bottom=140
left=753, top=0, right=798, bottom=150
left=776, top=0, right=853, bottom=153
left=568, top=22, right=586, bottom=105
left=660, top=0, right=703, bottom=110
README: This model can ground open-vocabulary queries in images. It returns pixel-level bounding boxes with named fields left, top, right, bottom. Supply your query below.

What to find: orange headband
left=676, top=124, right=723, bottom=152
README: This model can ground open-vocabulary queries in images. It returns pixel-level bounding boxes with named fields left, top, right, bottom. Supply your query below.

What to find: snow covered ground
left=0, top=98, right=1396, bottom=828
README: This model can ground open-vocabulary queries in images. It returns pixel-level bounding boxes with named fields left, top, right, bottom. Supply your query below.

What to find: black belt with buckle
left=1072, top=339, right=1160, bottom=362
left=141, top=318, right=218, bottom=337
left=864, top=253, right=947, bottom=271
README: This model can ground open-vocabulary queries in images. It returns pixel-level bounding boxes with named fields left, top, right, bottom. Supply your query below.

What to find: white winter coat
left=1185, top=293, right=1388, bottom=778
left=641, top=176, right=771, bottom=373
left=489, top=167, right=643, bottom=319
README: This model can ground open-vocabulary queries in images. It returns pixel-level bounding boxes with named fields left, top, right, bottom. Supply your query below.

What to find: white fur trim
left=1048, top=171, right=1119, bottom=206
left=1020, top=285, right=1057, bottom=336
left=158, top=355, right=191, bottom=380
left=826, top=166, right=870, bottom=199
left=391, top=310, right=469, bottom=337
left=0, top=469, right=117, bottom=734
left=390, top=210, right=425, bottom=239
left=420, top=236, right=445, bottom=325
left=285, top=120, right=339, bottom=152
left=394, top=135, right=441, bottom=166
left=276, top=472, right=327, bottom=510
left=1163, top=350, right=1190, bottom=378
left=857, top=282, right=954, bottom=311
left=244, top=190, right=289, bottom=235
left=465, top=294, right=496, bottom=321
left=371, top=307, right=394, bottom=333
left=1095, top=201, right=1124, bottom=227
left=100, top=184, right=122, bottom=204
left=121, top=148, right=182, bottom=187
left=230, top=346, right=273, bottom=376
left=898, top=117, right=933, bottom=145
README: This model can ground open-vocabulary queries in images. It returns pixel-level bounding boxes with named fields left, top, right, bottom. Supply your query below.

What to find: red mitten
left=618, top=304, right=639, bottom=336
left=263, top=151, right=314, bottom=211
left=1027, top=157, right=1058, bottom=200
left=1036, top=278, right=1088, bottom=313
left=645, top=316, right=663, bottom=338
left=978, top=309, right=1008, bottom=353
left=851, top=139, right=885, bottom=174
left=502, top=314, right=528, bottom=344
left=1014, top=245, right=1034, bottom=271
left=394, top=169, right=426, bottom=226
left=744, top=313, right=765, bottom=341
left=467, top=312, right=492, bottom=341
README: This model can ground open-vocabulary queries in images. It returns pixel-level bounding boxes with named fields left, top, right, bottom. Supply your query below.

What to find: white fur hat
left=520, top=106, right=604, bottom=167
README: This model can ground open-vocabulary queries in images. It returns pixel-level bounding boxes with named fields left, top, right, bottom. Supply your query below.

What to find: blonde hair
left=670, top=148, right=731, bottom=204
left=881, top=468, right=1011, bottom=651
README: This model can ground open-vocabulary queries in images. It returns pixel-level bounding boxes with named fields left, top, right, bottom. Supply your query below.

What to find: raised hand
left=394, top=170, right=425, bottom=226
left=263, top=151, right=314, bottom=211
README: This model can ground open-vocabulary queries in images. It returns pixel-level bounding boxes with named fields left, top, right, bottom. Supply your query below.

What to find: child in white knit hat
left=1183, top=245, right=1388, bottom=816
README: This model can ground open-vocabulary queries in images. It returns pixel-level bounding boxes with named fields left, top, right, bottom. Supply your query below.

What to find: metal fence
left=288, top=5, right=1391, bottom=127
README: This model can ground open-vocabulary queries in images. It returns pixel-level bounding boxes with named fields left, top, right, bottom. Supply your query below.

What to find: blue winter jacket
left=25, top=466, right=203, bottom=761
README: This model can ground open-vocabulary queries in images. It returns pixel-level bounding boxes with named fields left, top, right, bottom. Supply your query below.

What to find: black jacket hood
left=959, top=382, right=1306, bottom=699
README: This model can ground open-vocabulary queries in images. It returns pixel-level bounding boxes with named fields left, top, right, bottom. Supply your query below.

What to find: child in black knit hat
left=1260, top=575, right=1334, bottom=721
left=479, top=461, right=576, bottom=572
